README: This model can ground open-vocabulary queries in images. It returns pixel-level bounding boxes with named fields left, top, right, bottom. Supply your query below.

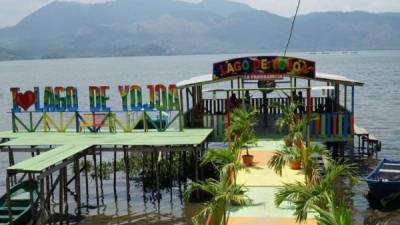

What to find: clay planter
left=289, top=159, right=301, bottom=170
left=242, top=154, right=254, bottom=167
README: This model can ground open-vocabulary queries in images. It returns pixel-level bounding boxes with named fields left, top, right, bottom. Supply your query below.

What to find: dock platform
left=228, top=138, right=316, bottom=225
left=0, top=129, right=212, bottom=225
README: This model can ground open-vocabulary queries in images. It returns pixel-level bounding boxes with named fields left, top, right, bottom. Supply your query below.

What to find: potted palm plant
left=184, top=171, right=249, bottom=225
left=268, top=146, right=302, bottom=175
left=228, top=108, right=257, bottom=167
left=274, top=102, right=298, bottom=147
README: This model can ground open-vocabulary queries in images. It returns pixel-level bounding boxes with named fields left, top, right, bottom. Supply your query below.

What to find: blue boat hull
left=365, top=159, right=400, bottom=198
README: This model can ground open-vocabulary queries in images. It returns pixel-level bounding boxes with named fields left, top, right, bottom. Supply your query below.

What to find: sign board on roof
left=213, top=56, right=316, bottom=80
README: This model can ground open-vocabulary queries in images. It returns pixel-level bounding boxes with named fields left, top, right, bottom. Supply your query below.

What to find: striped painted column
left=326, top=113, right=332, bottom=137
left=332, top=113, right=337, bottom=137
left=338, top=113, right=343, bottom=137
left=314, top=113, right=320, bottom=138
left=343, top=113, right=350, bottom=136
left=320, top=113, right=326, bottom=138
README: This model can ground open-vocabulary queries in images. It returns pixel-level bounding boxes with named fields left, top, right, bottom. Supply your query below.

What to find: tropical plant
left=272, top=101, right=305, bottom=148
left=201, top=148, right=246, bottom=185
left=184, top=171, right=249, bottom=225
left=300, top=143, right=329, bottom=185
left=274, top=160, right=357, bottom=222
left=313, top=193, right=354, bottom=225
left=227, top=107, right=257, bottom=156
left=268, top=146, right=301, bottom=176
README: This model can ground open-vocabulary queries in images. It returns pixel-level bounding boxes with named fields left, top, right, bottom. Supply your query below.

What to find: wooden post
left=179, top=89, right=184, bottom=131
left=99, top=149, right=104, bottom=200
left=226, top=91, right=230, bottom=127
left=93, top=152, right=100, bottom=207
left=29, top=112, right=33, bottom=132
left=344, top=85, right=347, bottom=111
left=113, top=146, right=117, bottom=196
left=74, top=159, right=81, bottom=215
left=59, top=169, right=64, bottom=224
left=39, top=178, right=45, bottom=222
left=124, top=146, right=131, bottom=201
left=12, top=112, right=17, bottom=133
left=351, top=86, right=355, bottom=113
left=6, top=173, right=13, bottom=225
left=237, top=77, right=241, bottom=109
left=84, top=156, right=89, bottom=210
left=28, top=173, right=34, bottom=215
left=193, top=146, right=199, bottom=199
left=63, top=167, right=68, bottom=223
left=156, top=151, right=161, bottom=203
left=8, top=148, right=16, bottom=185
left=306, top=80, right=311, bottom=147
left=46, top=175, right=50, bottom=213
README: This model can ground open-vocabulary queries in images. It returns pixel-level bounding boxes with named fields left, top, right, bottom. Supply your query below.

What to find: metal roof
left=176, top=72, right=364, bottom=88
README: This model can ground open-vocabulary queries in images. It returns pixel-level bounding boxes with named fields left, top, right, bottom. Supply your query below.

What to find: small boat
left=0, top=181, right=38, bottom=225
left=365, top=159, right=400, bottom=199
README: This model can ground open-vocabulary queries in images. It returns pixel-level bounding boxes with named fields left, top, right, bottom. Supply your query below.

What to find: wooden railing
left=202, top=97, right=327, bottom=115
left=303, top=112, right=354, bottom=138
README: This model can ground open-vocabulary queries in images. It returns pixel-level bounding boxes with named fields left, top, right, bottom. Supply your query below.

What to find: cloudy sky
left=0, top=0, right=399, bottom=28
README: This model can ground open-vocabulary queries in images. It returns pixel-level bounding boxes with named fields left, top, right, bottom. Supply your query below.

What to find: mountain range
left=0, top=0, right=399, bottom=60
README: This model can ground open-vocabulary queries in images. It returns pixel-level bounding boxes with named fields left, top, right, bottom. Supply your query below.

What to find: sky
left=0, top=0, right=399, bottom=28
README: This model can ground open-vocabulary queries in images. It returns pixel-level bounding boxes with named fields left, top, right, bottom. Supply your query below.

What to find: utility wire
left=284, top=0, right=301, bottom=56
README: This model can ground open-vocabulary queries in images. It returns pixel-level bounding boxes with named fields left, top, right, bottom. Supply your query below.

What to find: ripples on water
left=0, top=50, right=399, bottom=224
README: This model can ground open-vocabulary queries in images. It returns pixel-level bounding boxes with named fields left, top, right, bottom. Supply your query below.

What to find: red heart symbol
left=16, top=90, right=36, bottom=111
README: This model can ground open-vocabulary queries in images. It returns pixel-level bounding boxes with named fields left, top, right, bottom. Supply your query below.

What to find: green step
left=0, top=215, right=17, bottom=223
left=0, top=206, right=25, bottom=214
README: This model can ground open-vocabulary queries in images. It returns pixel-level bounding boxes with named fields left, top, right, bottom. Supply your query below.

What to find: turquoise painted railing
left=306, top=112, right=354, bottom=139
left=203, top=114, right=226, bottom=141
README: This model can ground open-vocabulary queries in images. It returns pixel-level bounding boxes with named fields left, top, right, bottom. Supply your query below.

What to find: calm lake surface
left=0, top=50, right=399, bottom=224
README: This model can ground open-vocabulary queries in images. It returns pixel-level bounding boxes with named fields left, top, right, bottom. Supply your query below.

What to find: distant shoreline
left=1, top=49, right=400, bottom=63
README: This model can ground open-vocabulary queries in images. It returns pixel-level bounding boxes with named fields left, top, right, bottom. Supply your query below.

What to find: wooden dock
left=354, top=124, right=381, bottom=157
left=0, top=129, right=212, bottom=225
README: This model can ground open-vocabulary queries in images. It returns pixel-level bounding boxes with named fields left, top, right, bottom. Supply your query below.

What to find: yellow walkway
left=228, top=140, right=316, bottom=225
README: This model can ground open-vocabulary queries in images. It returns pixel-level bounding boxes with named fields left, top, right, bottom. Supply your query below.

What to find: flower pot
left=289, top=159, right=301, bottom=170
left=242, top=154, right=254, bottom=167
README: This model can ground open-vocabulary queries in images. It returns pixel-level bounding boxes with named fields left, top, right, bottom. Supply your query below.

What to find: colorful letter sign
left=11, top=84, right=179, bottom=113
left=213, top=56, right=315, bottom=80
left=11, top=86, right=79, bottom=112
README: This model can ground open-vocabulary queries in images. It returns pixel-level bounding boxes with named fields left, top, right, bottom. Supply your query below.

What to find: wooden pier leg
left=113, top=146, right=117, bottom=197
left=59, top=169, right=64, bottom=225
left=63, top=168, right=68, bottom=222
left=169, top=152, right=173, bottom=195
left=6, top=173, right=13, bottom=225
left=124, top=146, right=131, bottom=202
left=74, top=159, right=81, bottom=215
left=156, top=151, right=161, bottom=209
left=28, top=173, right=35, bottom=216
left=46, top=175, right=51, bottom=221
left=193, top=146, right=199, bottom=199
left=84, top=156, right=89, bottom=212
left=99, top=149, right=104, bottom=204
left=93, top=152, right=100, bottom=208
left=8, top=148, right=16, bottom=185
left=40, top=177, right=45, bottom=224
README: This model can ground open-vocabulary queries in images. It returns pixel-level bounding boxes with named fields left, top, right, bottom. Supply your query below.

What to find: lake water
left=0, top=50, right=399, bottom=224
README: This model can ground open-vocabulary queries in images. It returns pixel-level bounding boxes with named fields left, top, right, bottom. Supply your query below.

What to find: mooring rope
left=284, top=0, right=301, bottom=56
